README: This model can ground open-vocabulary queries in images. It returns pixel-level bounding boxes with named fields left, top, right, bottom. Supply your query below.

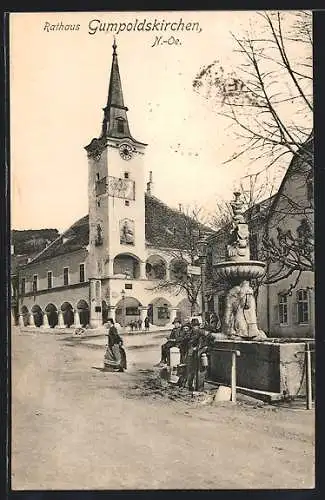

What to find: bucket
left=201, top=353, right=208, bottom=368
left=170, top=347, right=181, bottom=368
left=214, top=386, right=232, bottom=402
left=169, top=372, right=180, bottom=384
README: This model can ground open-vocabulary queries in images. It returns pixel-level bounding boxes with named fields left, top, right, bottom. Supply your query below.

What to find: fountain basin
left=214, top=260, right=266, bottom=283
left=208, top=338, right=315, bottom=398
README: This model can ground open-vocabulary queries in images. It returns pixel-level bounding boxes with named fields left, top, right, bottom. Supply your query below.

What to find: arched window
left=145, top=255, right=167, bottom=280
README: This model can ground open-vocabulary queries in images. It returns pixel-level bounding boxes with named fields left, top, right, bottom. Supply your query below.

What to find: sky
left=10, top=11, right=311, bottom=233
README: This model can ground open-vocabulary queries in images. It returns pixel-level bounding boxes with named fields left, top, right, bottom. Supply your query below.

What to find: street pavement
left=11, top=327, right=315, bottom=490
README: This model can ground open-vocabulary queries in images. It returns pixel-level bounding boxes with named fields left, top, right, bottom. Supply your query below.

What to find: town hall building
left=15, top=40, right=208, bottom=330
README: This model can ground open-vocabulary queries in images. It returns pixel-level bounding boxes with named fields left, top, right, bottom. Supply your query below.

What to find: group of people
left=158, top=317, right=218, bottom=391
left=129, top=317, right=150, bottom=332
left=103, top=314, right=221, bottom=387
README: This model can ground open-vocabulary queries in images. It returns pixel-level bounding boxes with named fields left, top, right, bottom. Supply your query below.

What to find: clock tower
left=85, top=40, right=147, bottom=327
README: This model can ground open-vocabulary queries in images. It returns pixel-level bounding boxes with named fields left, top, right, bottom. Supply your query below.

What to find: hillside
left=11, top=228, right=60, bottom=256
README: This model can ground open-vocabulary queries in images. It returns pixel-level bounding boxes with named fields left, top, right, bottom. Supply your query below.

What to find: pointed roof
left=106, top=38, right=125, bottom=110
left=102, top=40, right=137, bottom=142
left=85, top=40, right=146, bottom=154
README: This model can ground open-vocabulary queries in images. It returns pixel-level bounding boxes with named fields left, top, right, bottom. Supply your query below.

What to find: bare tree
left=193, top=11, right=313, bottom=291
left=148, top=207, right=213, bottom=316
left=260, top=141, right=314, bottom=291
left=210, top=173, right=277, bottom=230
left=193, top=11, right=313, bottom=174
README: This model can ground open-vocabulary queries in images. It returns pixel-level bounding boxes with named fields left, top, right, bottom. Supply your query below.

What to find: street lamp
left=197, top=238, right=208, bottom=325
left=121, top=289, right=126, bottom=333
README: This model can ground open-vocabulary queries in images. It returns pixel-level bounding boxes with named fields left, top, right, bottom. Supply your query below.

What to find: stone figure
left=230, top=191, right=246, bottom=223
left=95, top=224, right=103, bottom=246
left=120, top=219, right=135, bottom=245
left=223, top=280, right=266, bottom=339
left=226, top=192, right=250, bottom=261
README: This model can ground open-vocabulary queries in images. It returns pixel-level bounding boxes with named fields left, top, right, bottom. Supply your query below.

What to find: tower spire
left=101, top=39, right=131, bottom=139
left=112, top=36, right=117, bottom=55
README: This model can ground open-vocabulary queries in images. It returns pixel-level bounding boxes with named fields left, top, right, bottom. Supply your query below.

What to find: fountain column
left=213, top=192, right=267, bottom=340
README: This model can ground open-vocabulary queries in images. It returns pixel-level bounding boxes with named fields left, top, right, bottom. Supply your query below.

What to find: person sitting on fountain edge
left=181, top=318, right=216, bottom=390
left=157, top=318, right=183, bottom=366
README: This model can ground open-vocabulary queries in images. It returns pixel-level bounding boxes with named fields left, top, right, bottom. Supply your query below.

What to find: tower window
left=117, top=120, right=124, bottom=134
left=125, top=200, right=130, bottom=206
left=63, top=267, right=69, bottom=286
left=96, top=173, right=100, bottom=181
left=97, top=200, right=101, bottom=207
left=124, top=172, right=129, bottom=179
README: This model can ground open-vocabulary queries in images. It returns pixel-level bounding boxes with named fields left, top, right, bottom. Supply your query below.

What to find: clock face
left=119, top=143, right=133, bottom=161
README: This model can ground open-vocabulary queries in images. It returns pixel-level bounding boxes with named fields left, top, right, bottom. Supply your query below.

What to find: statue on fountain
left=226, top=191, right=250, bottom=262
left=216, top=191, right=267, bottom=340
left=223, top=280, right=266, bottom=339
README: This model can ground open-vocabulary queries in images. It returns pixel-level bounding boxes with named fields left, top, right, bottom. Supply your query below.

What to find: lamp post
left=197, top=238, right=208, bottom=325
left=121, top=289, right=126, bottom=334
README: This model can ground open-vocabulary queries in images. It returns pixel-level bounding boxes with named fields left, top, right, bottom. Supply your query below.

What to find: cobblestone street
left=11, top=328, right=315, bottom=490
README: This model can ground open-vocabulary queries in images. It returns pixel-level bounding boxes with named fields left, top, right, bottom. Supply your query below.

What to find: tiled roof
left=26, top=215, right=89, bottom=264
left=23, top=194, right=213, bottom=265
left=145, top=195, right=212, bottom=248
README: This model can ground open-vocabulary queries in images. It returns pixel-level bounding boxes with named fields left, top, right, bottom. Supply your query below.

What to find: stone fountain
left=208, top=192, right=315, bottom=400
left=214, top=191, right=267, bottom=340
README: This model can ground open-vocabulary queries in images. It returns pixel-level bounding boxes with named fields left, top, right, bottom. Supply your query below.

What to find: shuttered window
left=63, top=267, right=69, bottom=286
left=79, top=264, right=85, bottom=283
left=297, top=289, right=309, bottom=324
left=47, top=271, right=53, bottom=289
left=278, top=294, right=288, bottom=325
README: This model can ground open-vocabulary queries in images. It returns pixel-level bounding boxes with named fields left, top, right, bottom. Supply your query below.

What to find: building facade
left=14, top=41, right=206, bottom=330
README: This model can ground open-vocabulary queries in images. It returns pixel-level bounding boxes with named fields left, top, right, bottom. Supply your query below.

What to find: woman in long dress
left=104, top=318, right=127, bottom=372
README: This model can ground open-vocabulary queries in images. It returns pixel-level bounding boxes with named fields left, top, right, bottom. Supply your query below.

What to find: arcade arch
left=145, top=255, right=167, bottom=280
left=148, top=297, right=172, bottom=327
left=77, top=299, right=90, bottom=327
left=113, top=253, right=140, bottom=279
left=61, top=302, right=74, bottom=328
left=102, top=300, right=109, bottom=324
left=21, top=305, right=29, bottom=327
left=115, top=296, right=142, bottom=327
left=45, top=303, right=58, bottom=328
left=169, top=258, right=187, bottom=281
left=31, top=304, right=43, bottom=327
left=176, top=298, right=199, bottom=322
